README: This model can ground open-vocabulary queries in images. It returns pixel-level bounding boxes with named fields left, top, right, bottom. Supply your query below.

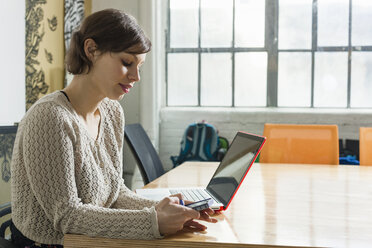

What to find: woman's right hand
left=155, top=196, right=200, bottom=235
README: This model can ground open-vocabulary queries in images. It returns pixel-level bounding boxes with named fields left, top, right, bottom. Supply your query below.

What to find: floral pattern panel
left=26, top=0, right=64, bottom=110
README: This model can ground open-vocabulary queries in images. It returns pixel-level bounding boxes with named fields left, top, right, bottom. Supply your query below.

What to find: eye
left=122, top=60, right=132, bottom=67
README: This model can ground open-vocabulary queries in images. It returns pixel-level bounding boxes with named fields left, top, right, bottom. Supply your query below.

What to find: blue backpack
left=170, top=123, right=225, bottom=168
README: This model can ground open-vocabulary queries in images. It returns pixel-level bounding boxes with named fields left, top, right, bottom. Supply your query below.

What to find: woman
left=11, top=9, right=216, bottom=247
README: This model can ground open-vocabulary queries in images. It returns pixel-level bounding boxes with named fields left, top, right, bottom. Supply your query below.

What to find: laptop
left=136, top=131, right=266, bottom=211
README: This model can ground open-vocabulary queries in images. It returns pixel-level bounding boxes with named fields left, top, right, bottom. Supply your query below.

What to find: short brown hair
left=66, top=9, right=151, bottom=75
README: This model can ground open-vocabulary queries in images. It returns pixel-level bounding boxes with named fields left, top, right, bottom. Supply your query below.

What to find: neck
left=63, top=74, right=104, bottom=120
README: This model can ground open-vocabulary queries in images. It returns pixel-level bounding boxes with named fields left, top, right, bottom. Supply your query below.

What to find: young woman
left=11, top=9, right=216, bottom=247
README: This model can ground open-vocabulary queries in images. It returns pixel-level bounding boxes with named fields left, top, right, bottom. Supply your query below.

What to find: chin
left=118, top=94, right=125, bottom=101
left=107, top=92, right=125, bottom=101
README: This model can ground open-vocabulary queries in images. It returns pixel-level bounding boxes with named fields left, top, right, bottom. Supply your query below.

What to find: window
left=0, top=1, right=25, bottom=124
left=166, top=0, right=372, bottom=108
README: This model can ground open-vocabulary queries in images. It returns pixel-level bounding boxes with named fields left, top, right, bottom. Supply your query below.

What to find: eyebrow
left=122, top=53, right=143, bottom=62
left=129, top=54, right=145, bottom=65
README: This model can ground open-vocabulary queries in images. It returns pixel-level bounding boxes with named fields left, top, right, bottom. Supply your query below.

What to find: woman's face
left=89, top=51, right=146, bottom=101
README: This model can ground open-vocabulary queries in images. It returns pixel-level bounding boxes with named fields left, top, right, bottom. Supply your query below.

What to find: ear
left=84, top=38, right=98, bottom=61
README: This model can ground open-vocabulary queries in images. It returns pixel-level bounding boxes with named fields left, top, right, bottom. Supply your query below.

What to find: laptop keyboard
left=170, top=188, right=220, bottom=203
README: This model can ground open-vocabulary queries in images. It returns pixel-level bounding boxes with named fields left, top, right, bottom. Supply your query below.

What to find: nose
left=128, top=67, right=140, bottom=82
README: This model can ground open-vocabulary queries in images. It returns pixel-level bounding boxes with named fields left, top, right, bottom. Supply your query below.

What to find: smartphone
left=185, top=198, right=214, bottom=211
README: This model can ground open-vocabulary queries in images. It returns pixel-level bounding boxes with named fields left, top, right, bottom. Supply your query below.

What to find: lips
left=119, top=83, right=133, bottom=93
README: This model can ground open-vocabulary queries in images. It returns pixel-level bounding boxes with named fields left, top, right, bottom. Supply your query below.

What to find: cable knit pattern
left=11, top=91, right=161, bottom=245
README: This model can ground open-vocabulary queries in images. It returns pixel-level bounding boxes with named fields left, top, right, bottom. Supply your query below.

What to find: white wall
left=159, top=108, right=372, bottom=171
left=92, top=0, right=139, bottom=17
left=91, top=0, right=162, bottom=189
left=92, top=0, right=140, bottom=188
left=0, top=1, right=25, bottom=125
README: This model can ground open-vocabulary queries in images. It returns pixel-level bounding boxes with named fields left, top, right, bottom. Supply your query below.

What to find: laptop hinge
left=206, top=187, right=226, bottom=207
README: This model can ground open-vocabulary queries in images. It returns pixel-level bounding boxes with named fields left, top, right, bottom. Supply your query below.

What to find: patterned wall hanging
left=64, top=0, right=85, bottom=52
left=25, top=0, right=64, bottom=110
left=64, top=0, right=85, bottom=86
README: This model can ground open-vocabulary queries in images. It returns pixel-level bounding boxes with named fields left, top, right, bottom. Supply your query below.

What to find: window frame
left=165, top=0, right=372, bottom=108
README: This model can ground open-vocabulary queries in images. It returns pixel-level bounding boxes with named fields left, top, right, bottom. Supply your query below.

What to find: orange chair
left=260, top=124, right=339, bottom=165
left=359, top=127, right=372, bottom=165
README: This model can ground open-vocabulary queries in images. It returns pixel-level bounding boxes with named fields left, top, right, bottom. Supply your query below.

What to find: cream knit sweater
left=11, top=91, right=162, bottom=245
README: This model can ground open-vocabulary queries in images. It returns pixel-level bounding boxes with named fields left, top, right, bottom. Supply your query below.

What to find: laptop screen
left=206, top=132, right=266, bottom=208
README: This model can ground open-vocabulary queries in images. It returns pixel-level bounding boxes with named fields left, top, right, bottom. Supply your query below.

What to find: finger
left=202, top=208, right=215, bottom=216
left=184, top=220, right=207, bottom=231
left=157, top=196, right=172, bottom=207
left=169, top=193, right=183, bottom=200
left=199, top=210, right=218, bottom=223
left=159, top=196, right=181, bottom=206
left=168, top=196, right=181, bottom=204
left=184, top=225, right=207, bottom=232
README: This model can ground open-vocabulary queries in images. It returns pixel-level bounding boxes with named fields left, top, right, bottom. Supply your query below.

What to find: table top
left=64, top=162, right=372, bottom=248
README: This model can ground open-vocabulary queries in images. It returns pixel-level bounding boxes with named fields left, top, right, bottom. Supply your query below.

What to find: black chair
left=124, top=123, right=165, bottom=185
left=0, top=125, right=18, bottom=183
left=0, top=202, right=16, bottom=248
left=0, top=125, right=18, bottom=247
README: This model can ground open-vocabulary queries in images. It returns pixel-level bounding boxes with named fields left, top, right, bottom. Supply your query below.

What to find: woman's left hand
left=169, top=193, right=218, bottom=231
left=183, top=208, right=218, bottom=231
left=183, top=200, right=218, bottom=231
left=198, top=207, right=218, bottom=223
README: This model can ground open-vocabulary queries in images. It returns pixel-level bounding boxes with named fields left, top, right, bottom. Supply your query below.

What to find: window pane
left=201, top=53, right=232, bottom=106
left=352, top=0, right=372, bottom=46
left=170, top=0, right=199, bottom=48
left=235, top=0, right=265, bottom=47
left=201, top=0, right=233, bottom=47
left=318, top=0, right=349, bottom=47
left=314, top=52, right=348, bottom=107
left=278, top=0, right=312, bottom=49
left=167, top=53, right=198, bottom=106
left=351, top=52, right=372, bottom=108
left=0, top=0, right=25, bottom=124
left=278, top=52, right=311, bottom=107
left=235, top=52, right=267, bottom=106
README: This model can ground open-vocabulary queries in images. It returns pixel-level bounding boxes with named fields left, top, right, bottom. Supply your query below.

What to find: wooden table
left=64, top=162, right=372, bottom=247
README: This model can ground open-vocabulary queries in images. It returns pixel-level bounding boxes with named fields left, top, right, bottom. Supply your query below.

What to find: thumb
left=168, top=196, right=181, bottom=204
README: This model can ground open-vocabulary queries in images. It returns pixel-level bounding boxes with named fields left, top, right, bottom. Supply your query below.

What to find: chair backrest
left=124, top=124, right=165, bottom=185
left=0, top=202, right=11, bottom=239
left=260, top=124, right=339, bottom=165
left=0, top=125, right=17, bottom=246
left=0, top=202, right=17, bottom=248
left=359, top=127, right=372, bottom=165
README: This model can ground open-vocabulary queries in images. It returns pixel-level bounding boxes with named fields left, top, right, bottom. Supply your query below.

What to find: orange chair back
left=359, top=127, right=372, bottom=165
left=260, top=124, right=339, bottom=165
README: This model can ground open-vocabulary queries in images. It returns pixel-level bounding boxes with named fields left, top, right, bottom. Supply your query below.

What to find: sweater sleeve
left=22, top=103, right=162, bottom=240
left=112, top=181, right=159, bottom=209
left=111, top=101, right=159, bottom=209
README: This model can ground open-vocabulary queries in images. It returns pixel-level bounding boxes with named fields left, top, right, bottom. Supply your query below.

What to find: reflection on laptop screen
left=206, top=132, right=264, bottom=206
